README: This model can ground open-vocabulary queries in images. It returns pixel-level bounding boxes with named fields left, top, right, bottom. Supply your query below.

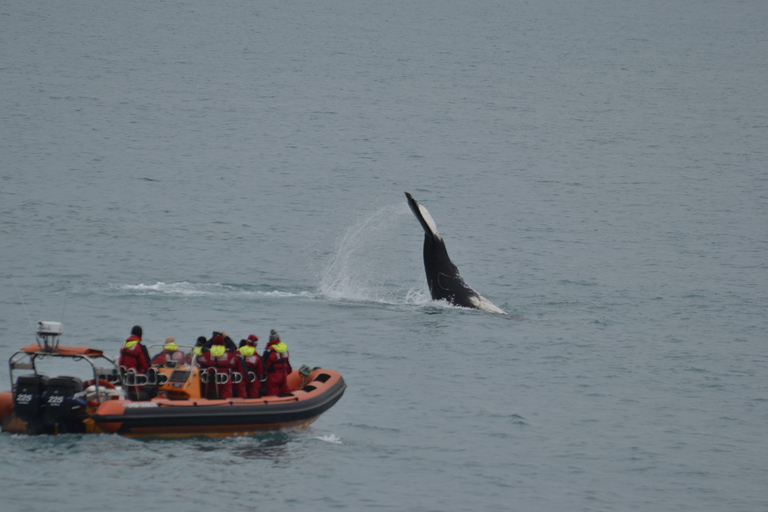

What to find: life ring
left=83, top=379, right=118, bottom=407
left=83, top=378, right=115, bottom=390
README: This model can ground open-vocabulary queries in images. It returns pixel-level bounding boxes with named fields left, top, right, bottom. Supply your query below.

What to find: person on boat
left=185, top=336, right=207, bottom=364
left=151, top=336, right=186, bottom=365
left=238, top=334, right=265, bottom=398
left=202, top=331, right=238, bottom=354
left=262, top=329, right=292, bottom=396
left=196, top=333, right=247, bottom=399
left=119, top=325, right=151, bottom=400
left=119, top=325, right=150, bottom=374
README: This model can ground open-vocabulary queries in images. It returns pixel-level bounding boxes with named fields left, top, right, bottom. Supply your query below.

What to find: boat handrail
left=147, top=367, right=168, bottom=386
left=199, top=368, right=230, bottom=385
left=120, top=368, right=149, bottom=387
left=119, top=367, right=167, bottom=389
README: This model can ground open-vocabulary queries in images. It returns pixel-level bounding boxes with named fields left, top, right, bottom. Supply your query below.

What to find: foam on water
left=314, top=434, right=343, bottom=444
left=113, top=282, right=314, bottom=299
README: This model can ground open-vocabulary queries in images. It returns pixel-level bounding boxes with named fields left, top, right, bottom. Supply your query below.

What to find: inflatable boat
left=0, top=322, right=346, bottom=438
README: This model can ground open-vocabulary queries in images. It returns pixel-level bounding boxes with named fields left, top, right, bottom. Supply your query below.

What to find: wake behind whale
left=405, top=192, right=505, bottom=314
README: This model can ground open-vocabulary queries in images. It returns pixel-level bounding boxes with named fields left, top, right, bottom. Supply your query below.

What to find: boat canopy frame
left=8, top=345, right=122, bottom=395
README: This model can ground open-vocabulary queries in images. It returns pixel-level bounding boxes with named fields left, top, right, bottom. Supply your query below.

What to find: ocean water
left=1, top=1, right=767, bottom=511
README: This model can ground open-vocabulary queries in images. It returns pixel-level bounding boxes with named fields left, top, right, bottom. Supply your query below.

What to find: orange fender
left=92, top=400, right=125, bottom=434
left=0, top=391, right=14, bottom=424
left=0, top=391, right=26, bottom=433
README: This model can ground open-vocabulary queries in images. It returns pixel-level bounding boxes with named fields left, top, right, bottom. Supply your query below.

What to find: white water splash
left=318, top=204, right=429, bottom=307
left=314, top=434, right=342, bottom=444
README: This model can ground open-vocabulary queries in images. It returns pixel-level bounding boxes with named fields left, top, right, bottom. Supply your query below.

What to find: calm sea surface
left=1, top=1, right=767, bottom=511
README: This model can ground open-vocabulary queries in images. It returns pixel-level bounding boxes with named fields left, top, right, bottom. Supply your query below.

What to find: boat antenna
left=11, top=276, right=35, bottom=332
left=60, top=287, right=68, bottom=324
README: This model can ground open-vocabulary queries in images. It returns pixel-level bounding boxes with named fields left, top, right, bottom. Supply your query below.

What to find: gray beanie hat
left=269, top=329, right=279, bottom=341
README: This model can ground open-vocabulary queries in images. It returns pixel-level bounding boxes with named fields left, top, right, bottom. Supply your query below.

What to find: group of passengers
left=118, top=325, right=292, bottom=400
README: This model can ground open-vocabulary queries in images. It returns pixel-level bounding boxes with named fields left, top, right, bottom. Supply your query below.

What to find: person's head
left=212, top=333, right=225, bottom=346
left=131, top=325, right=143, bottom=338
left=164, top=336, right=178, bottom=352
left=247, top=334, right=259, bottom=347
left=267, top=329, right=283, bottom=348
left=195, top=336, right=206, bottom=347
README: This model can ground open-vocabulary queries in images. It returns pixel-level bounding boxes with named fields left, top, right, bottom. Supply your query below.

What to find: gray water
left=1, top=1, right=767, bottom=511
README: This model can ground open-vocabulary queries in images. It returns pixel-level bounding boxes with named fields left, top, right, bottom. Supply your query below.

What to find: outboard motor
left=42, top=376, right=86, bottom=434
left=13, top=374, right=50, bottom=435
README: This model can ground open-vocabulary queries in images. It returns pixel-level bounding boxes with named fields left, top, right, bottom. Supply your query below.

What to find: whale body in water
left=405, top=192, right=505, bottom=314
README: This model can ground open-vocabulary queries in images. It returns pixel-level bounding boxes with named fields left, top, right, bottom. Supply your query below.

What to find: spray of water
left=314, top=434, right=343, bottom=444
left=318, top=203, right=429, bottom=306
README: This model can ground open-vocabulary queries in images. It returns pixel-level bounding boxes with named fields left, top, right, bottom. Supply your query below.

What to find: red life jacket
left=198, top=349, right=245, bottom=399
left=119, top=336, right=149, bottom=373
left=239, top=349, right=264, bottom=397
left=263, top=342, right=291, bottom=396
left=151, top=350, right=185, bottom=365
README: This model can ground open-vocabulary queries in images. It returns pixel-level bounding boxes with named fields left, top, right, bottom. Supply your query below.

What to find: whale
left=405, top=192, right=505, bottom=314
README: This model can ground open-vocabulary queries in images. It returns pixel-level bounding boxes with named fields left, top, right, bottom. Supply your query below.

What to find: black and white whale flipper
left=405, top=192, right=505, bottom=314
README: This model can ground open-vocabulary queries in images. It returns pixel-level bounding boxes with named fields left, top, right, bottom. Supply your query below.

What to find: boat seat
left=145, top=367, right=168, bottom=386
left=120, top=368, right=149, bottom=387
left=119, top=367, right=156, bottom=401
left=199, top=368, right=230, bottom=399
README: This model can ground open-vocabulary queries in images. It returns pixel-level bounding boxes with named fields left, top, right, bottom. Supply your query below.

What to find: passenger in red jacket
left=186, top=336, right=207, bottom=364
left=197, top=333, right=247, bottom=399
left=119, top=325, right=150, bottom=374
left=119, top=325, right=151, bottom=400
left=151, top=336, right=186, bottom=365
left=262, top=330, right=292, bottom=396
left=238, top=334, right=265, bottom=398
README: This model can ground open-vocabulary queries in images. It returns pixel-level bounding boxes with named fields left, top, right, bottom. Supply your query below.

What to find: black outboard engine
left=13, top=374, right=50, bottom=435
left=42, top=376, right=86, bottom=434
